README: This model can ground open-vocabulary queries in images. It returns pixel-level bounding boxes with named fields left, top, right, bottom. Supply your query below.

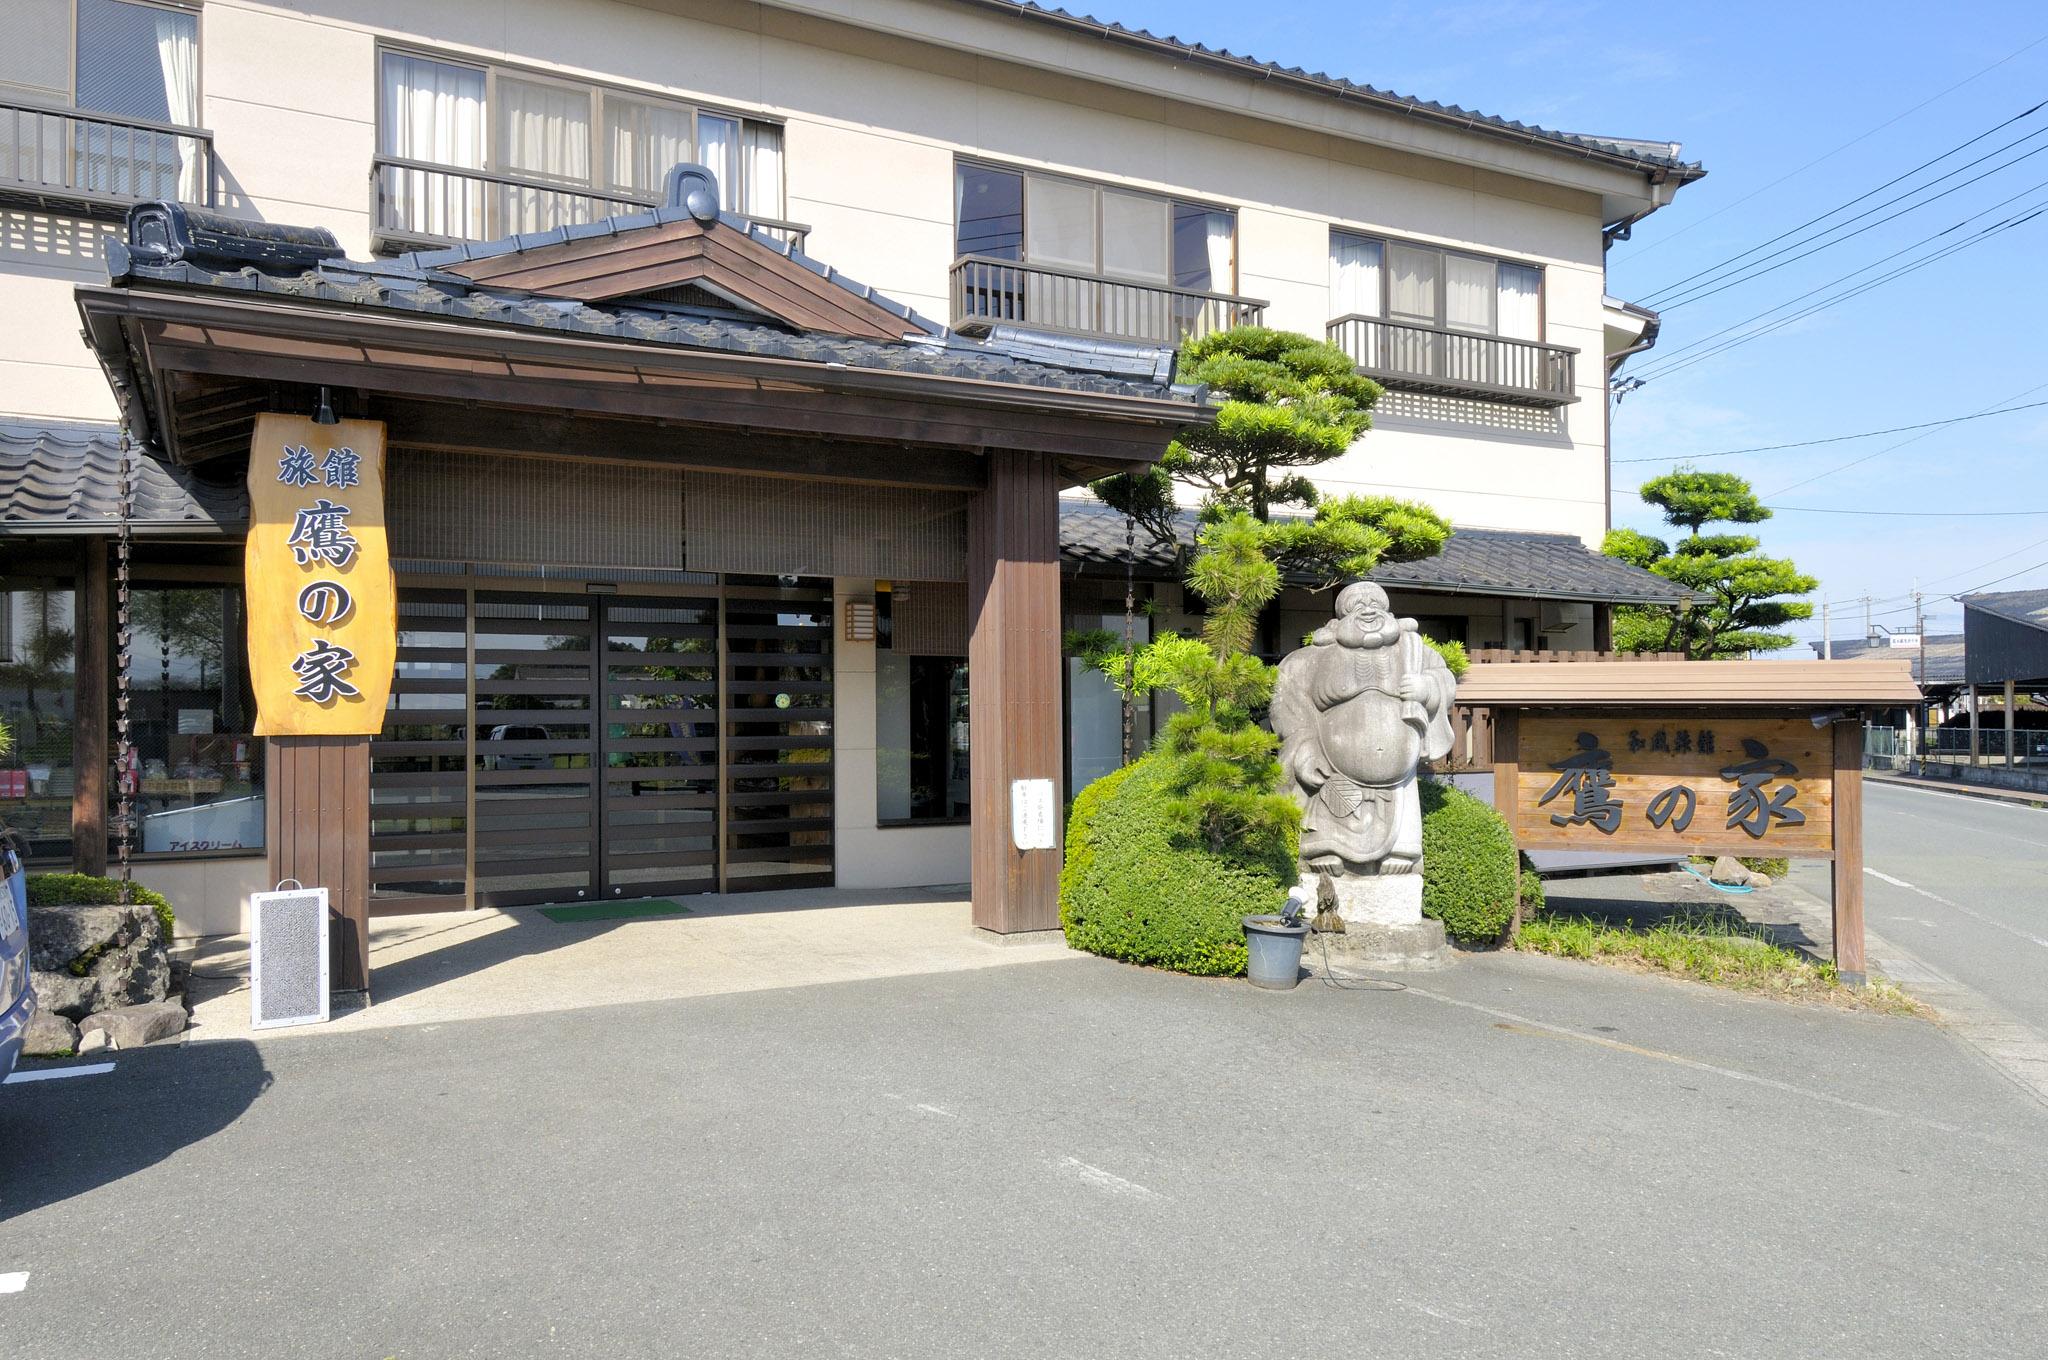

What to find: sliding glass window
left=1331, top=230, right=1544, bottom=342
left=954, top=161, right=1236, bottom=291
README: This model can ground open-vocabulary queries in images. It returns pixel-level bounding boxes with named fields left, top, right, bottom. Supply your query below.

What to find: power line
left=1615, top=32, right=2048, bottom=264
left=1630, top=176, right=2048, bottom=375
left=1766, top=379, right=2048, bottom=496
left=1640, top=98, right=2048, bottom=305
left=1612, top=397, right=2048, bottom=464
left=1636, top=205, right=2048, bottom=383
left=1771, top=504, right=2048, bottom=517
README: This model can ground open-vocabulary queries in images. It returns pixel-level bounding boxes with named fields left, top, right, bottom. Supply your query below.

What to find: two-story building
left=0, top=0, right=1699, bottom=977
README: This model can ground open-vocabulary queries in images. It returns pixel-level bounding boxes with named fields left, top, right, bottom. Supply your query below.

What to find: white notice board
left=1010, top=778, right=1056, bottom=851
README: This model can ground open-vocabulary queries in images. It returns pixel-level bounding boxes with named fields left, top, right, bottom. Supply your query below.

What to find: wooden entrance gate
left=366, top=576, right=834, bottom=913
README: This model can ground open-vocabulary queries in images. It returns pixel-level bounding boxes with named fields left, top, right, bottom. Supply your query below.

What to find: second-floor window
left=955, top=161, right=1235, bottom=292
left=375, top=50, right=785, bottom=247
left=1331, top=231, right=1543, bottom=340
left=0, top=0, right=203, bottom=203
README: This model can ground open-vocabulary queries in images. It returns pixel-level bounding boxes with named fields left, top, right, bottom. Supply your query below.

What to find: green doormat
left=537, top=898, right=691, bottom=924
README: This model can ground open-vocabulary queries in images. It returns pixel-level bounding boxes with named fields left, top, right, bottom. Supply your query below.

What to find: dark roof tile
left=0, top=424, right=245, bottom=534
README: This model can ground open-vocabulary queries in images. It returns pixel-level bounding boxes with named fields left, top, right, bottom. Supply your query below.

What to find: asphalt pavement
left=5, top=946, right=2045, bottom=1359
left=1788, top=781, right=2048, bottom=1035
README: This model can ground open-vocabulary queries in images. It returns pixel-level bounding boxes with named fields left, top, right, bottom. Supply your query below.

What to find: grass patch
left=1515, top=910, right=1924, bottom=1016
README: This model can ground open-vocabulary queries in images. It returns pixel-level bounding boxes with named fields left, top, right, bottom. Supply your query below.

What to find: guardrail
left=0, top=99, right=212, bottom=214
left=950, top=254, right=1266, bottom=346
left=1327, top=313, right=1577, bottom=407
left=370, top=155, right=809, bottom=255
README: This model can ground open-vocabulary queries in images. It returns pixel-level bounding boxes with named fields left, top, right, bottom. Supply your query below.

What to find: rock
left=1709, top=855, right=1754, bottom=887
left=76, top=1029, right=111, bottom=1055
left=30, top=968, right=97, bottom=1021
left=26, top=902, right=170, bottom=1017
left=1749, top=872, right=1773, bottom=890
left=78, top=1000, right=186, bottom=1050
left=21, top=1009, right=80, bottom=1058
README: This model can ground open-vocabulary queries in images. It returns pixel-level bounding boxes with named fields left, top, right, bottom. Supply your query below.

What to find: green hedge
left=27, top=873, right=175, bottom=939
left=1060, top=753, right=1292, bottom=976
left=1419, top=780, right=1526, bottom=944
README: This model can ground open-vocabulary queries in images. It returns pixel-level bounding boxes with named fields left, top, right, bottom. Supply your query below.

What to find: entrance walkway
left=182, top=886, right=1074, bottom=1042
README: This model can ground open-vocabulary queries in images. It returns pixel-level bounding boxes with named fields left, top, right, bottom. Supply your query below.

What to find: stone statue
left=1271, top=581, right=1456, bottom=930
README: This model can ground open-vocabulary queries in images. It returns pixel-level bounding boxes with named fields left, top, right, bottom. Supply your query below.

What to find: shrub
left=27, top=872, right=175, bottom=939
left=1060, top=753, right=1293, bottom=976
left=1419, top=780, right=1521, bottom=944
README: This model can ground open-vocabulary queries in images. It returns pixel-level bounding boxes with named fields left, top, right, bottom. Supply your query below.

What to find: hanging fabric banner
left=244, top=414, right=397, bottom=736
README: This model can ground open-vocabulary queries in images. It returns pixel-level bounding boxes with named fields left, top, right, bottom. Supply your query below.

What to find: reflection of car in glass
left=1, top=839, right=34, bottom=1081
left=481, top=725, right=551, bottom=771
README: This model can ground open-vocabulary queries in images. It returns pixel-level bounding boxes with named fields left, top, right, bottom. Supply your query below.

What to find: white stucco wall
left=2, top=0, right=1644, bottom=549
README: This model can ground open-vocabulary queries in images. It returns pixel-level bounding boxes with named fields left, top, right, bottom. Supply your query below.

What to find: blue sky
left=1091, top=0, right=2048, bottom=645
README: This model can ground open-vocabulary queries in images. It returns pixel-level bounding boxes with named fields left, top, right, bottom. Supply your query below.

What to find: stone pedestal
left=1303, top=918, right=1449, bottom=972
left=1301, top=870, right=1423, bottom=927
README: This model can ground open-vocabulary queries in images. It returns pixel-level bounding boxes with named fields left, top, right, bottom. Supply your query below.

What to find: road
left=1788, top=781, right=2048, bottom=1036
left=5, top=946, right=2047, bottom=1358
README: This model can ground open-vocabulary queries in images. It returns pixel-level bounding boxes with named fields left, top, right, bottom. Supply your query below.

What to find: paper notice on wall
left=1010, top=778, right=1056, bottom=851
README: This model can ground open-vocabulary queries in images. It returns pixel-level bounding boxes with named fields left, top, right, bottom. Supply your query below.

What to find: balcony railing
left=0, top=99, right=213, bottom=215
left=951, top=254, right=1266, bottom=347
left=1327, top=314, right=1578, bottom=407
left=370, top=154, right=809, bottom=256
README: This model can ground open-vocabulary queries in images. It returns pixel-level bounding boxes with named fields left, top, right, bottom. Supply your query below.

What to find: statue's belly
left=1320, top=714, right=1416, bottom=787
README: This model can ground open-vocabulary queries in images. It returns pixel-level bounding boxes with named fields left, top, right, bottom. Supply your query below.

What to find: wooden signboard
left=244, top=414, right=397, bottom=736
left=1456, top=658, right=1926, bottom=988
left=1509, top=715, right=1834, bottom=858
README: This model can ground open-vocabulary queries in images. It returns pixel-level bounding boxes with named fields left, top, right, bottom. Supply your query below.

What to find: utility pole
left=1913, top=586, right=1927, bottom=774
left=1821, top=597, right=1832, bottom=660
left=1861, top=594, right=1872, bottom=643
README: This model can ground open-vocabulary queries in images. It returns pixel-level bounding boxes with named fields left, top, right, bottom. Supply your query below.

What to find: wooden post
left=2005, top=679, right=2017, bottom=768
left=71, top=539, right=109, bottom=876
left=1493, top=710, right=1523, bottom=939
left=966, top=448, right=1062, bottom=934
left=267, top=734, right=373, bottom=992
left=1831, top=719, right=1866, bottom=986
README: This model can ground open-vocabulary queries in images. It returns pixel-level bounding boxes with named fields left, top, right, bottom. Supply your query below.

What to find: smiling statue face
left=1330, top=582, right=1399, bottom=650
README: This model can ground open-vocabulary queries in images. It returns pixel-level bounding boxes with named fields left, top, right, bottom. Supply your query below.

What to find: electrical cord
left=1307, top=926, right=1410, bottom=992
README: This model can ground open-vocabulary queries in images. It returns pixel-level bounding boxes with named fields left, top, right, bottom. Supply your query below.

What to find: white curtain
left=698, top=114, right=739, bottom=211
left=606, top=97, right=692, bottom=197
left=380, top=54, right=485, bottom=239
left=1445, top=254, right=1496, bottom=333
left=1497, top=263, right=1542, bottom=340
left=1205, top=211, right=1235, bottom=293
left=742, top=121, right=784, bottom=221
left=497, top=76, right=592, bottom=232
left=152, top=10, right=199, bottom=200
left=1329, top=234, right=1382, bottom=318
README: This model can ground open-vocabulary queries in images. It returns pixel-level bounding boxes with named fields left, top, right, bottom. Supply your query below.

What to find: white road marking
left=1864, top=867, right=2048, bottom=951
left=0, top=1273, right=27, bottom=1294
left=1058, top=1156, right=1159, bottom=1199
left=3, top=1063, right=115, bottom=1085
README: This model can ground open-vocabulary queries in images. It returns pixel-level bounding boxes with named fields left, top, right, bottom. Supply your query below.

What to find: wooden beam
left=967, top=448, right=1063, bottom=934
left=371, top=398, right=987, bottom=491
left=1968, top=683, right=1980, bottom=766
left=71, top=540, right=109, bottom=876
left=1831, top=719, right=1866, bottom=985
left=267, top=735, right=372, bottom=993
left=1492, top=711, right=1521, bottom=939
left=2006, top=679, right=2017, bottom=768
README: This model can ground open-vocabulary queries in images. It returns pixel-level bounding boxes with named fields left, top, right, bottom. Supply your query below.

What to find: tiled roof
left=958, top=1, right=1703, bottom=177
left=102, top=206, right=1195, bottom=403
left=0, top=424, right=244, bottom=535
left=1059, top=500, right=1689, bottom=605
left=1808, top=635, right=1965, bottom=688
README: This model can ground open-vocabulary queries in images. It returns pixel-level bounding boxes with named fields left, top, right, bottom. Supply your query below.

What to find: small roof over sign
left=1453, top=659, right=1923, bottom=709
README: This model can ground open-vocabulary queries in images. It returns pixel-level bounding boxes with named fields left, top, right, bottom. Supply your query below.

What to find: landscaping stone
left=26, top=902, right=170, bottom=1019
left=21, top=1009, right=80, bottom=1058
left=1709, top=855, right=1755, bottom=887
left=77, top=1000, right=186, bottom=1049
left=76, top=1029, right=110, bottom=1055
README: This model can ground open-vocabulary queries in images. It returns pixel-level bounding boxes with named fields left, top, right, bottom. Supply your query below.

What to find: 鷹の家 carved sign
left=1512, top=715, right=1832, bottom=857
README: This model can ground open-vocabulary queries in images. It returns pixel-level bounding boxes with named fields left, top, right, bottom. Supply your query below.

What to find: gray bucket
left=1243, top=915, right=1308, bottom=990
